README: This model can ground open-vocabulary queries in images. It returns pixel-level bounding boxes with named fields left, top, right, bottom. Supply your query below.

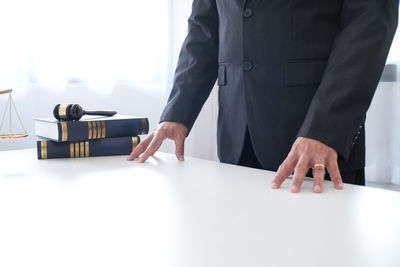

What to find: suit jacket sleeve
left=159, top=0, right=219, bottom=134
left=297, top=0, right=398, bottom=161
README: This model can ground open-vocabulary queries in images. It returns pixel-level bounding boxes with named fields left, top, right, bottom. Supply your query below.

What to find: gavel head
left=53, top=104, right=84, bottom=121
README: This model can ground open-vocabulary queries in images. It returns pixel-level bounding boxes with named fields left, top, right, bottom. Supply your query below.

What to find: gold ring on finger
left=313, top=163, right=326, bottom=169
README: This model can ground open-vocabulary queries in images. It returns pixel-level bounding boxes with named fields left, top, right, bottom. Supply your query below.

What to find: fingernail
left=337, top=183, right=344, bottom=190
left=179, top=155, right=184, bottom=162
left=314, top=185, right=322, bottom=193
left=290, top=185, right=298, bottom=193
left=270, top=182, right=279, bottom=189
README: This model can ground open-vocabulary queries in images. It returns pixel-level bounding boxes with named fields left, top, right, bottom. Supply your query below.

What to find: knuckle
left=332, top=170, right=342, bottom=179
left=154, top=133, right=166, bottom=143
left=147, top=143, right=157, bottom=151
left=141, top=148, right=150, bottom=156
left=175, top=132, right=185, bottom=141
left=136, top=142, right=144, bottom=148
left=156, top=128, right=166, bottom=136
left=144, top=149, right=153, bottom=156
left=287, top=152, right=297, bottom=161
left=329, top=164, right=340, bottom=174
left=330, top=166, right=340, bottom=173
left=278, top=163, right=286, bottom=171
left=330, top=173, right=341, bottom=181
left=277, top=166, right=286, bottom=175
left=159, top=122, right=168, bottom=129
left=303, top=145, right=311, bottom=153
left=158, top=123, right=170, bottom=131
left=291, top=145, right=300, bottom=154
left=327, top=150, right=337, bottom=159
left=296, top=165, right=309, bottom=173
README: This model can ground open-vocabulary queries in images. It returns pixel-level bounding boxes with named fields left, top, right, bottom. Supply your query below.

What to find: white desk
left=0, top=149, right=399, bottom=267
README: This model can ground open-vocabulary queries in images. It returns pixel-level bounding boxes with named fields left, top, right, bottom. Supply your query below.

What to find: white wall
left=366, top=82, right=400, bottom=185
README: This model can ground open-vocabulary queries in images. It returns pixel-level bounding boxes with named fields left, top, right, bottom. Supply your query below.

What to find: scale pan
left=0, top=133, right=28, bottom=139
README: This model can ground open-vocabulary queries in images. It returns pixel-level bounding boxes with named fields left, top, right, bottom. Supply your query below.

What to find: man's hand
left=271, top=137, right=344, bottom=193
left=127, top=121, right=188, bottom=163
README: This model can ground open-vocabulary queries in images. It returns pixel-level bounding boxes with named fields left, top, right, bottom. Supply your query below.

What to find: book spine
left=55, top=118, right=149, bottom=142
left=37, top=136, right=140, bottom=159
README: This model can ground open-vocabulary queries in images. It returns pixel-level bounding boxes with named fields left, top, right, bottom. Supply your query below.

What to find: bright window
left=0, top=0, right=170, bottom=94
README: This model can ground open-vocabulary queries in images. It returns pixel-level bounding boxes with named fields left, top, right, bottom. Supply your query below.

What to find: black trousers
left=238, top=129, right=365, bottom=186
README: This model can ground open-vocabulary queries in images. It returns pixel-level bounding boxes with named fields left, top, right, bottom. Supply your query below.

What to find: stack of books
left=35, top=115, right=149, bottom=159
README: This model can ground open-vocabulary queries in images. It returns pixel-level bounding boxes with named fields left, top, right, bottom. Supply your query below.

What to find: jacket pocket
left=218, top=64, right=226, bottom=86
left=285, top=59, right=328, bottom=86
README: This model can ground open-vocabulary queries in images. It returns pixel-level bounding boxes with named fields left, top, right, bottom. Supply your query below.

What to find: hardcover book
left=35, top=115, right=149, bottom=142
left=37, top=136, right=140, bottom=159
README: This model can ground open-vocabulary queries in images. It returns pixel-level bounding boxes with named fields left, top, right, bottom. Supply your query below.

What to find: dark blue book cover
left=37, top=136, right=140, bottom=159
left=35, top=115, right=149, bottom=142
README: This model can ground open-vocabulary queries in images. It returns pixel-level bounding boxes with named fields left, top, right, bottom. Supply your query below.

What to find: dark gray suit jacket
left=160, top=0, right=398, bottom=172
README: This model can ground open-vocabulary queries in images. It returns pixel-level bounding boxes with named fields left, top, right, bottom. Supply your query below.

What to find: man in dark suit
left=129, top=0, right=398, bottom=193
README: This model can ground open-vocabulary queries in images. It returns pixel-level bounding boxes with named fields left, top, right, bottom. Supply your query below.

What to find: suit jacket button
left=243, top=8, right=253, bottom=18
left=243, top=61, right=253, bottom=71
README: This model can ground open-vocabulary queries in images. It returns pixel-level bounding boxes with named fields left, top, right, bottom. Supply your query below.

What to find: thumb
left=174, top=135, right=185, bottom=161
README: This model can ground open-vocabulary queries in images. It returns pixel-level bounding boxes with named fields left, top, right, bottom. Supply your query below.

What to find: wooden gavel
left=53, top=104, right=117, bottom=121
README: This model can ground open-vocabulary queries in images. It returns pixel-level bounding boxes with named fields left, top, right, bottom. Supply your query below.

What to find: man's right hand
left=127, top=121, right=188, bottom=163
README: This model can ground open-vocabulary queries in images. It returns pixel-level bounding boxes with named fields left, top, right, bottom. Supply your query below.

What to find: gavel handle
left=83, top=110, right=117, bottom=117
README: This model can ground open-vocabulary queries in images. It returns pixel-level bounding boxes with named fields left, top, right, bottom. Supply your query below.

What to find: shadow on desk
left=0, top=148, right=169, bottom=182
left=30, top=154, right=177, bottom=182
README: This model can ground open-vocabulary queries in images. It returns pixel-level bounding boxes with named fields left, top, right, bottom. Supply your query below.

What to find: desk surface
left=1, top=149, right=399, bottom=267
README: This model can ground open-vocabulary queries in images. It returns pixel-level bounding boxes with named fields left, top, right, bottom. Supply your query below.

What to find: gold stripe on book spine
left=101, top=121, right=106, bottom=138
left=85, top=141, right=89, bottom=157
left=41, top=141, right=47, bottom=159
left=75, top=142, right=79, bottom=158
left=70, top=143, right=74, bottom=158
left=141, top=119, right=147, bottom=134
left=80, top=142, right=84, bottom=158
left=61, top=122, right=68, bottom=141
left=92, top=121, right=97, bottom=139
left=88, top=121, right=92, bottom=140
left=132, top=137, right=138, bottom=150
left=59, top=104, right=68, bottom=120
left=97, top=121, right=102, bottom=139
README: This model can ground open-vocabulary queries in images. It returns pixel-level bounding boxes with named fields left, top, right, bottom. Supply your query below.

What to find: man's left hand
left=271, top=137, right=344, bottom=193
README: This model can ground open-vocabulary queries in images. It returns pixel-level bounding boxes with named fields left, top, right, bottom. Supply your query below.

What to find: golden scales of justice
left=0, top=89, right=28, bottom=139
